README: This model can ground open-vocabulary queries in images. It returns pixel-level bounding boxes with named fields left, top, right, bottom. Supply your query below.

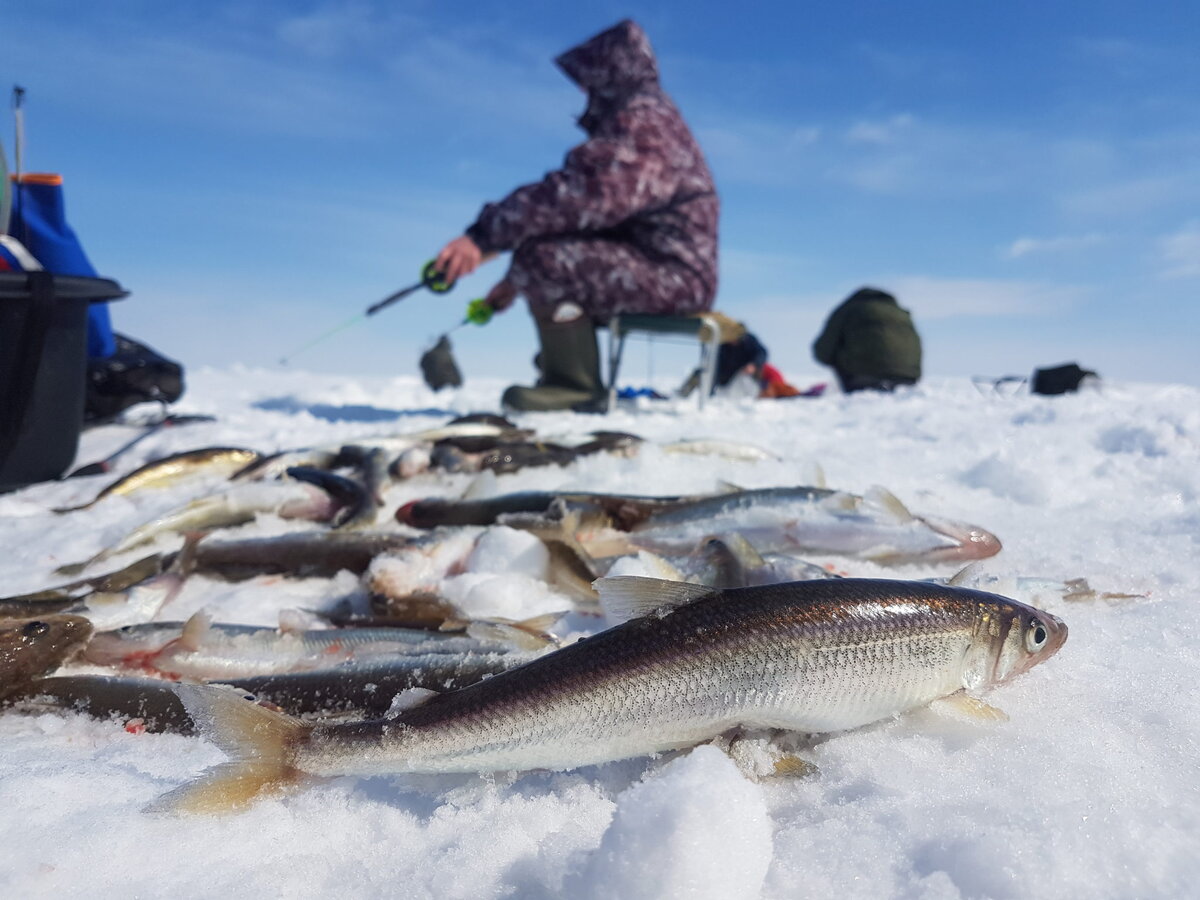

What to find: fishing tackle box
left=0, top=271, right=127, bottom=491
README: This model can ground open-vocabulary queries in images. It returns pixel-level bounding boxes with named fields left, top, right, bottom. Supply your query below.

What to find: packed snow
left=1, top=365, right=1197, bottom=899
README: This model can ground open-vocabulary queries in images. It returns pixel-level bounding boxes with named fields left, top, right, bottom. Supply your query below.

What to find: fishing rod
left=278, top=260, right=491, bottom=365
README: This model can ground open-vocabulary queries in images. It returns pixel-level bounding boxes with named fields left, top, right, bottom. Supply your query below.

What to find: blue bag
left=4, top=173, right=116, bottom=358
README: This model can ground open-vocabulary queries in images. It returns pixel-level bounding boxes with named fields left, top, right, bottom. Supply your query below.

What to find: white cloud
left=1159, top=224, right=1200, bottom=279
left=1003, top=234, right=1109, bottom=260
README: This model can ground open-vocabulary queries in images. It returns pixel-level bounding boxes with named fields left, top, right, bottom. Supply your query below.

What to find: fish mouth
left=1041, top=611, right=1069, bottom=658
left=918, top=516, right=1003, bottom=562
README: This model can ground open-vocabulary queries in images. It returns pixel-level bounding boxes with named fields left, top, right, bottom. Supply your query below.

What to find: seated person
left=434, top=19, right=719, bottom=412
left=812, top=287, right=922, bottom=393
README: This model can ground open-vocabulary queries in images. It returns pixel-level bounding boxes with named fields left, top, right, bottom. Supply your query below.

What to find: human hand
left=434, top=235, right=483, bottom=284
left=485, top=278, right=518, bottom=313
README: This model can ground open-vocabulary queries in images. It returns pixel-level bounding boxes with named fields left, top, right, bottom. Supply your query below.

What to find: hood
left=846, top=287, right=898, bottom=305
left=555, top=20, right=659, bottom=132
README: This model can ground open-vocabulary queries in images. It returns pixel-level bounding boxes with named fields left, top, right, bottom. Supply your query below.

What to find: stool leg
left=607, top=321, right=626, bottom=413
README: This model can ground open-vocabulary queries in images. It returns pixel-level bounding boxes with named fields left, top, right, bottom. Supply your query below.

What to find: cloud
left=1003, top=234, right=1109, bottom=260
left=1158, top=223, right=1200, bottom=279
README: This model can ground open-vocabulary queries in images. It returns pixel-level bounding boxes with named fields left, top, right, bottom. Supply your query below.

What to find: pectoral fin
left=930, top=692, right=1009, bottom=723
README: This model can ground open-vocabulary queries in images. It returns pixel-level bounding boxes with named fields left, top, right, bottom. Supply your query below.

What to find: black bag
left=420, top=335, right=463, bottom=391
left=85, top=332, right=184, bottom=422
left=1031, top=362, right=1097, bottom=396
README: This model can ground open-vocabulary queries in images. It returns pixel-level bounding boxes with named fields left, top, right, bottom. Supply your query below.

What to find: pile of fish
left=1, top=410, right=1118, bottom=813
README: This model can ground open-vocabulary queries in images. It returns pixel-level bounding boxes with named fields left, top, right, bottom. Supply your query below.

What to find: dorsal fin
left=636, top=550, right=686, bottom=582
left=864, top=485, right=914, bottom=523
left=708, top=533, right=766, bottom=568
left=809, top=461, right=827, bottom=490
left=947, top=561, right=984, bottom=587
left=594, top=575, right=714, bottom=623
left=460, top=471, right=498, bottom=500
left=178, top=610, right=214, bottom=651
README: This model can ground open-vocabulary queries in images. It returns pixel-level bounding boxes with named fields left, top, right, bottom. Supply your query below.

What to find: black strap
left=0, top=270, right=56, bottom=468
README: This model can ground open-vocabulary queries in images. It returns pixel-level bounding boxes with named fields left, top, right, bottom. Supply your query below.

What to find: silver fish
left=155, top=577, right=1064, bottom=813
left=56, top=479, right=341, bottom=575
left=90, top=611, right=554, bottom=680
left=620, top=486, right=1002, bottom=565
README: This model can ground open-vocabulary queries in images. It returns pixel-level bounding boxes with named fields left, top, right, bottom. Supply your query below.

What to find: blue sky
left=6, top=1, right=1199, bottom=386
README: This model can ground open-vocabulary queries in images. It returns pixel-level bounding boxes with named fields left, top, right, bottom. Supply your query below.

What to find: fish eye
left=23, top=621, right=51, bottom=638
left=1026, top=620, right=1048, bottom=652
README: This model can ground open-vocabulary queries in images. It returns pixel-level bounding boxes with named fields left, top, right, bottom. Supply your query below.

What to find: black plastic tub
left=0, top=271, right=128, bottom=492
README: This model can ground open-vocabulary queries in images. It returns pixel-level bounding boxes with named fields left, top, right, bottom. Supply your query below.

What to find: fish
left=329, top=446, right=390, bottom=529
left=13, top=652, right=538, bottom=731
left=53, top=447, right=262, bottom=513
left=0, top=615, right=95, bottom=703
left=87, top=610, right=555, bottom=680
left=153, top=577, right=1065, bottom=813
left=396, top=490, right=702, bottom=530
left=229, top=449, right=341, bottom=483
left=56, top=477, right=345, bottom=575
left=649, top=534, right=838, bottom=591
left=284, top=466, right=373, bottom=530
left=0, top=553, right=168, bottom=618
left=621, top=486, right=1002, bottom=565
left=168, top=532, right=419, bottom=581
left=401, top=486, right=1000, bottom=566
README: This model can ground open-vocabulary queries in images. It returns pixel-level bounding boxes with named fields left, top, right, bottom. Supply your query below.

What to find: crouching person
left=813, top=287, right=922, bottom=393
left=434, top=19, right=719, bottom=412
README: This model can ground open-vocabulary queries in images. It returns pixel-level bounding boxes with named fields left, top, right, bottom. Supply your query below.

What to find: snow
left=1, top=366, right=1198, bottom=899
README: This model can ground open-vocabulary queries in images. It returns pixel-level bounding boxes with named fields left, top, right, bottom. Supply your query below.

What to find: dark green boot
left=502, top=318, right=605, bottom=412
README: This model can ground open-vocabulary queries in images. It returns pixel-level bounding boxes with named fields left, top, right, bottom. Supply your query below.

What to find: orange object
left=13, top=172, right=64, bottom=185
left=759, top=363, right=802, bottom=398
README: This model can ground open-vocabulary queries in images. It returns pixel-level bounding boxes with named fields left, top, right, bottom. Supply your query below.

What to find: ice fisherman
left=812, top=287, right=922, bottom=393
left=433, top=19, right=719, bottom=411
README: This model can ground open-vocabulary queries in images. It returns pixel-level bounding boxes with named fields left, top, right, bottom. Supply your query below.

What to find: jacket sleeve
left=813, top=303, right=849, bottom=366
left=466, top=107, right=679, bottom=253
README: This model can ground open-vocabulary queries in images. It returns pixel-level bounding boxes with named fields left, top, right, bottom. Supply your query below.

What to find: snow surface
left=1, top=366, right=1198, bottom=899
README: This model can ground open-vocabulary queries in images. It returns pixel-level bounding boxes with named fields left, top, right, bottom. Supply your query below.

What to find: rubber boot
left=502, top=318, right=605, bottom=412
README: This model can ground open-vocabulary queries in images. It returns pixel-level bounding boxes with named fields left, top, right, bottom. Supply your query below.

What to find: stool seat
left=605, top=312, right=722, bottom=411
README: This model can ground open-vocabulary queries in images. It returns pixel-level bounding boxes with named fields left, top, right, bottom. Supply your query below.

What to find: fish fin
left=460, top=471, right=499, bottom=501
left=54, top=559, right=94, bottom=578
left=576, top=529, right=638, bottom=558
left=715, top=480, right=745, bottom=494
left=594, top=575, right=714, bottom=623
left=466, top=618, right=557, bottom=651
left=864, top=486, right=915, bottom=523
left=149, top=683, right=309, bottom=815
left=707, top=533, right=767, bottom=568
left=929, top=692, right=1009, bottom=724
left=386, top=687, right=440, bottom=715
left=636, top=551, right=686, bottom=582
left=947, top=561, right=984, bottom=587
left=513, top=611, right=565, bottom=635
left=819, top=491, right=859, bottom=512
left=177, top=610, right=215, bottom=652
left=809, top=462, right=827, bottom=490
left=771, top=755, right=819, bottom=778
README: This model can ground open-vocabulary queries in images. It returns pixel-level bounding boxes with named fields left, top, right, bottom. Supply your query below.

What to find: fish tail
left=147, top=684, right=311, bottom=815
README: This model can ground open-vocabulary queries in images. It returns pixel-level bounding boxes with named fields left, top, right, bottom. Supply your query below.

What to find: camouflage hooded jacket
left=464, top=20, right=719, bottom=304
